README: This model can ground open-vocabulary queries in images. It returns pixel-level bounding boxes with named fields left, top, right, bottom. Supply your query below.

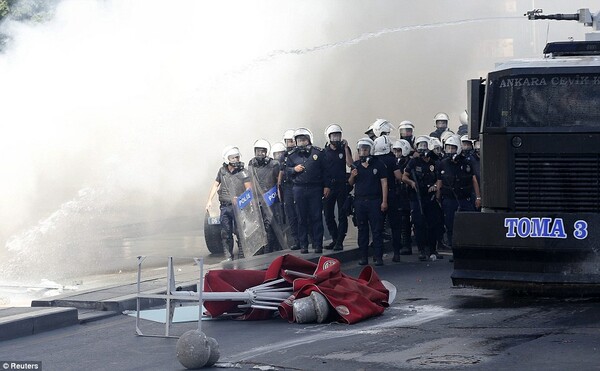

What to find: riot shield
left=232, top=187, right=268, bottom=257
left=249, top=172, right=289, bottom=251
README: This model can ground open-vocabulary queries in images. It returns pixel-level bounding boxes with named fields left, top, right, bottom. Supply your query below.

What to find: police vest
left=439, top=156, right=474, bottom=199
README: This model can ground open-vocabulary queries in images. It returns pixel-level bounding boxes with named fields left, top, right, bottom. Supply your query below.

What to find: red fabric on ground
left=203, top=254, right=390, bottom=324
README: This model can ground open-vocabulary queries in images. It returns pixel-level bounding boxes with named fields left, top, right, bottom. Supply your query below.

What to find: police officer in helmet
left=323, top=124, right=353, bottom=251
left=430, top=112, right=450, bottom=139
left=248, top=139, right=281, bottom=254
left=286, top=128, right=330, bottom=254
left=402, top=136, right=444, bottom=261
left=206, top=146, right=251, bottom=260
left=349, top=138, right=388, bottom=266
left=280, top=129, right=300, bottom=250
left=392, top=139, right=414, bottom=255
left=435, top=135, right=481, bottom=251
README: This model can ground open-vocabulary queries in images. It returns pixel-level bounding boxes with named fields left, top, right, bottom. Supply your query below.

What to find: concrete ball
left=176, top=329, right=210, bottom=369
left=205, top=336, right=220, bottom=367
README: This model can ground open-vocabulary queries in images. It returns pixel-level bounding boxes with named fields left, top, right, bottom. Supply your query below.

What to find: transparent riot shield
left=249, top=173, right=289, bottom=251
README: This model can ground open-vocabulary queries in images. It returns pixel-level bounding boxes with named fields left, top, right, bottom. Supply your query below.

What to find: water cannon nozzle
left=525, top=9, right=543, bottom=20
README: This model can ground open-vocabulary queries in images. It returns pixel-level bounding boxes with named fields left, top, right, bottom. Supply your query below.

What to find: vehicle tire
left=204, top=212, right=224, bottom=255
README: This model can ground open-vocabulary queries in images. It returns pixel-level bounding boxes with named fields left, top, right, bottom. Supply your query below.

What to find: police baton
left=411, top=169, right=424, bottom=216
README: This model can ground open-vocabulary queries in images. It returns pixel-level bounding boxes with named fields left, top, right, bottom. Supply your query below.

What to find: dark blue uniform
left=375, top=152, right=403, bottom=259
left=437, top=155, right=477, bottom=247
left=405, top=156, right=444, bottom=260
left=323, top=143, right=350, bottom=250
left=286, top=146, right=328, bottom=253
left=281, top=150, right=299, bottom=249
left=395, top=156, right=413, bottom=255
left=351, top=158, right=387, bottom=264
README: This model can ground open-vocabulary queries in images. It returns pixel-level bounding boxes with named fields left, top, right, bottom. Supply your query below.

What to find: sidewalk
left=0, top=240, right=365, bottom=342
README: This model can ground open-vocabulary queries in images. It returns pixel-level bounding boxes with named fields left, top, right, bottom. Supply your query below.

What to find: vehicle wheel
left=204, top=213, right=223, bottom=255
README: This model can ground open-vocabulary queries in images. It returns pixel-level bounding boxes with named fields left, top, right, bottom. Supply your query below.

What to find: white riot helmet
left=434, top=112, right=449, bottom=123
left=253, top=139, right=271, bottom=160
left=222, top=145, right=241, bottom=164
left=398, top=120, right=415, bottom=139
left=356, top=137, right=375, bottom=156
left=271, top=141, right=286, bottom=156
left=440, top=130, right=456, bottom=145
left=414, top=135, right=431, bottom=154
left=459, top=110, right=468, bottom=126
left=372, top=119, right=395, bottom=137
left=434, top=112, right=449, bottom=132
left=460, top=134, right=474, bottom=152
left=283, top=129, right=296, bottom=150
left=392, top=139, right=412, bottom=157
left=324, top=124, right=343, bottom=145
left=373, top=135, right=392, bottom=155
left=271, top=141, right=286, bottom=161
left=429, top=137, right=442, bottom=155
left=294, top=127, right=313, bottom=152
left=444, top=135, right=462, bottom=156
left=460, top=135, right=472, bottom=143
left=283, top=129, right=295, bottom=141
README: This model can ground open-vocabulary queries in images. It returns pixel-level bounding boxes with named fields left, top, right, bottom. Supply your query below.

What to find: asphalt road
left=1, top=254, right=599, bottom=371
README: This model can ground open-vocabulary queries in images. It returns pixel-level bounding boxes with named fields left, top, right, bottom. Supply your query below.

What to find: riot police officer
left=286, top=128, right=330, bottom=254
left=323, top=124, right=353, bottom=251
left=349, top=138, right=388, bottom=266
left=392, top=139, right=414, bottom=255
left=435, top=135, right=481, bottom=249
left=248, top=139, right=281, bottom=253
left=206, top=146, right=251, bottom=261
left=374, top=135, right=403, bottom=262
left=402, top=136, right=444, bottom=261
left=430, top=112, right=450, bottom=139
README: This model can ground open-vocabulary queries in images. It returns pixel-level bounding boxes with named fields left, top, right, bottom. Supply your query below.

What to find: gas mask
left=329, top=132, right=342, bottom=148
left=229, top=161, right=244, bottom=170
left=254, top=148, right=268, bottom=165
left=296, top=136, right=312, bottom=154
left=359, top=155, right=371, bottom=163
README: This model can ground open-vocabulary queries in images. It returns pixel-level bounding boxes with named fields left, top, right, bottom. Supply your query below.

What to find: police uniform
left=215, top=165, right=250, bottom=259
left=248, top=156, right=281, bottom=253
left=280, top=149, right=299, bottom=249
left=437, top=154, right=477, bottom=247
left=404, top=156, right=444, bottom=260
left=351, top=157, right=387, bottom=265
left=395, top=155, right=413, bottom=255
left=286, top=146, right=328, bottom=253
left=375, top=152, right=403, bottom=260
left=323, top=143, right=350, bottom=250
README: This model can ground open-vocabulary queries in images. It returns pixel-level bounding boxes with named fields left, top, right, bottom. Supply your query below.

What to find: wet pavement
left=1, top=236, right=600, bottom=370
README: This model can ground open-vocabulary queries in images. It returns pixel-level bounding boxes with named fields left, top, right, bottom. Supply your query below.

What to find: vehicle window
left=486, top=73, right=600, bottom=128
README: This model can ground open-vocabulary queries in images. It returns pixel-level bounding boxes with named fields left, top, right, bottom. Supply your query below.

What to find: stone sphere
left=176, top=330, right=210, bottom=369
left=205, top=336, right=220, bottom=367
